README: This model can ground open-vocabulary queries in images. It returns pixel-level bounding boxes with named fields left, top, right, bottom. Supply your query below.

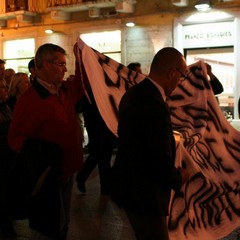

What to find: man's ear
left=168, top=68, right=176, bottom=79
left=42, top=60, right=51, bottom=70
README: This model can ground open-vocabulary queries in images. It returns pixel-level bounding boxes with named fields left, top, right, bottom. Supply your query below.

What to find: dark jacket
left=0, top=101, right=14, bottom=172
left=7, top=138, right=63, bottom=238
left=111, top=78, right=181, bottom=215
left=8, top=78, right=83, bottom=179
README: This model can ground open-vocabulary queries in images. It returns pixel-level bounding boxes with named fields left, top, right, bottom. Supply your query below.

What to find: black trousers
left=76, top=126, right=117, bottom=193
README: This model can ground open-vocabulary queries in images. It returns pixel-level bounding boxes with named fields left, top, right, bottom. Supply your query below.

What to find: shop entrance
left=185, top=47, right=234, bottom=119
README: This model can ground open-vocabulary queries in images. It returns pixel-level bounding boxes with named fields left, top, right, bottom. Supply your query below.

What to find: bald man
left=111, top=47, right=187, bottom=240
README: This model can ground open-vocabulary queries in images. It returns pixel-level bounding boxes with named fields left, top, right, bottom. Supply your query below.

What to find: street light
left=195, top=0, right=211, bottom=11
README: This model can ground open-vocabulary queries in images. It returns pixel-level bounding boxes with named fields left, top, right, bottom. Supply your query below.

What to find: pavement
left=0, top=160, right=135, bottom=240
left=1, top=155, right=240, bottom=240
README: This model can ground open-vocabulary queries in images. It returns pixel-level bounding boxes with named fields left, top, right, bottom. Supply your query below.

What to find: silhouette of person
left=76, top=88, right=118, bottom=195
left=127, top=62, right=142, bottom=74
left=111, top=47, right=188, bottom=240
left=8, top=43, right=85, bottom=240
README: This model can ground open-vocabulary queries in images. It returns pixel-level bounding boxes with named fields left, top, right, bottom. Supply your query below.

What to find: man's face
left=167, top=61, right=187, bottom=96
left=135, top=66, right=142, bottom=74
left=44, top=52, right=67, bottom=85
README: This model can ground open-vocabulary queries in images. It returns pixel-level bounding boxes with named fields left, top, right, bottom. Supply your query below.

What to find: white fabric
left=76, top=38, right=240, bottom=240
left=167, top=65, right=240, bottom=240
left=76, top=38, right=145, bottom=136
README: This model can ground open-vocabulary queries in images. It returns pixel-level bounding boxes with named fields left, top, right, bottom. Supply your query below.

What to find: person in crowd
left=0, top=59, right=6, bottom=81
left=28, top=58, right=36, bottom=83
left=76, top=88, right=118, bottom=195
left=189, top=62, right=224, bottom=95
left=110, top=47, right=188, bottom=240
left=7, top=72, right=30, bottom=111
left=0, top=79, right=16, bottom=237
left=206, top=63, right=224, bottom=95
left=127, top=62, right=142, bottom=74
left=8, top=43, right=85, bottom=240
left=189, top=62, right=224, bottom=110
left=4, top=68, right=15, bottom=88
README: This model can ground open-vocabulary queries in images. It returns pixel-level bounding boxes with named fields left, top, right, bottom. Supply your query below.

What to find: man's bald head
left=150, top=47, right=185, bottom=75
left=148, top=47, right=187, bottom=96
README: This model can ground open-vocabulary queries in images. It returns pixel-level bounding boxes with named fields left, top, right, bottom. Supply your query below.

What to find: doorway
left=185, top=47, right=234, bottom=119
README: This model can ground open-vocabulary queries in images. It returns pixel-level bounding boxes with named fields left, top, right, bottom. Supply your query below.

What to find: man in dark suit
left=76, top=88, right=118, bottom=195
left=111, top=47, right=188, bottom=240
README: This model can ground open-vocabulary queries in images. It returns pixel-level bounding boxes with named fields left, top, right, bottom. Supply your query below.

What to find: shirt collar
left=32, top=77, right=66, bottom=99
left=36, top=77, right=61, bottom=95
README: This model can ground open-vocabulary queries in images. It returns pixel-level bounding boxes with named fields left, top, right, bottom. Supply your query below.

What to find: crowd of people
left=0, top=59, right=33, bottom=236
left=0, top=42, right=225, bottom=240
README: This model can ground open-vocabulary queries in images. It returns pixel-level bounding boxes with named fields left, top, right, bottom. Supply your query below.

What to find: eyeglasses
left=48, top=61, right=67, bottom=68
left=175, top=68, right=189, bottom=81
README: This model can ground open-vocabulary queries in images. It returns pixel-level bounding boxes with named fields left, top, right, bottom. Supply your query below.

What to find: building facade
left=0, top=0, right=240, bottom=122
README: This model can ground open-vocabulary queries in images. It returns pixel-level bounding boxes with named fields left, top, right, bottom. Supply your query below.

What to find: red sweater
left=8, top=62, right=85, bottom=179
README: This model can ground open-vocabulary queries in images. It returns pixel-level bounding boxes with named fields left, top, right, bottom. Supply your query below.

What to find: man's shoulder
left=126, top=78, right=151, bottom=93
left=120, top=78, right=158, bottom=109
left=14, top=87, right=43, bottom=113
left=130, top=78, right=160, bottom=97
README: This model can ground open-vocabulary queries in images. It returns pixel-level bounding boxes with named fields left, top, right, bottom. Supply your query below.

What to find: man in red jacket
left=8, top=43, right=84, bottom=240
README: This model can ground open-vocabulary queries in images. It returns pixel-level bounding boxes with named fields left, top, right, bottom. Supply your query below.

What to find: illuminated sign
left=182, top=21, right=234, bottom=48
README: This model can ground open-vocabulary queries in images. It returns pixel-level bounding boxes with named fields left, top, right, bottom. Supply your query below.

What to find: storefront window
left=4, top=38, right=35, bottom=74
left=80, top=30, right=121, bottom=62
left=186, top=47, right=234, bottom=119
